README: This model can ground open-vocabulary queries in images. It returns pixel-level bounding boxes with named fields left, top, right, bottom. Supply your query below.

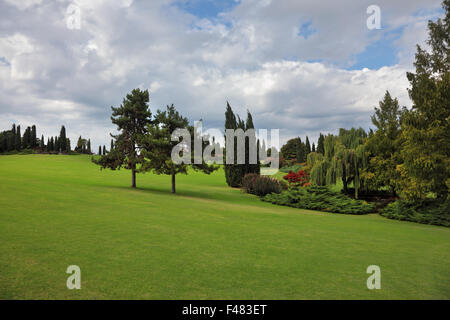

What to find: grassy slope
left=0, top=155, right=449, bottom=299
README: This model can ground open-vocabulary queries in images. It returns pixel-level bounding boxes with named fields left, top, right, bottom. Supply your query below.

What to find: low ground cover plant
left=262, top=185, right=376, bottom=214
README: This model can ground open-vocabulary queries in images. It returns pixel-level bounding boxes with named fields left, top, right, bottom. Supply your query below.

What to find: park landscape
left=0, top=1, right=449, bottom=300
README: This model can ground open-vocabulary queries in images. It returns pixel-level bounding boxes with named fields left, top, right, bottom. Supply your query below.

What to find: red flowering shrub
left=283, top=170, right=310, bottom=187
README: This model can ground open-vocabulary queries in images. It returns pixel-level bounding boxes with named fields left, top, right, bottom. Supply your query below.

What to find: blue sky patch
left=174, top=0, right=240, bottom=19
left=297, top=21, right=316, bottom=39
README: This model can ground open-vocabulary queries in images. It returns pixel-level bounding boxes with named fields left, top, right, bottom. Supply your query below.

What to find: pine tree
left=93, top=88, right=152, bottom=188
left=141, top=104, right=217, bottom=193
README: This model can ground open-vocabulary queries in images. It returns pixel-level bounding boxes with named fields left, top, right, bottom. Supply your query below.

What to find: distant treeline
left=0, top=124, right=94, bottom=155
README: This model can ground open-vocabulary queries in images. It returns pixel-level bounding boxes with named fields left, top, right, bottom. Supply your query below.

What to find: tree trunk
left=342, top=168, right=348, bottom=194
left=171, top=173, right=176, bottom=193
left=131, top=168, right=136, bottom=188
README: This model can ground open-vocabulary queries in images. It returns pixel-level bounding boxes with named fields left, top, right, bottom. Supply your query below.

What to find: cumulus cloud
left=0, top=0, right=444, bottom=148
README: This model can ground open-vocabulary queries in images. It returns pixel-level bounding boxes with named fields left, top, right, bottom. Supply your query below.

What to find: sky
left=0, top=0, right=445, bottom=150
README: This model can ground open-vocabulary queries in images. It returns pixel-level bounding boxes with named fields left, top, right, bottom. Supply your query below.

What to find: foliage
left=279, top=163, right=303, bottom=173
left=398, top=0, right=450, bottom=201
left=140, top=104, right=218, bottom=193
left=308, top=128, right=368, bottom=198
left=92, top=88, right=152, bottom=188
left=262, top=185, right=376, bottom=214
left=362, top=91, right=404, bottom=195
left=224, top=102, right=260, bottom=187
left=242, top=173, right=287, bottom=197
left=381, top=199, right=450, bottom=227
left=283, top=170, right=310, bottom=187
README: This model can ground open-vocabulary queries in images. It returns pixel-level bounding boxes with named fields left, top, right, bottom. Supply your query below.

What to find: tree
left=110, top=139, right=114, bottom=152
left=47, top=138, right=51, bottom=152
left=59, top=126, right=67, bottom=152
left=66, top=138, right=71, bottom=152
left=245, top=110, right=260, bottom=175
left=317, top=133, right=325, bottom=155
left=399, top=0, right=450, bottom=200
left=141, top=104, right=217, bottom=193
left=49, top=137, right=54, bottom=152
left=312, top=142, right=316, bottom=152
left=40, top=135, right=45, bottom=150
left=98, top=146, right=102, bottom=155
left=55, top=136, right=60, bottom=153
left=15, top=125, right=21, bottom=151
left=362, top=91, right=404, bottom=195
left=103, top=145, right=106, bottom=155
left=92, top=88, right=152, bottom=188
left=87, top=139, right=91, bottom=154
left=281, top=137, right=300, bottom=161
left=305, top=136, right=311, bottom=155
left=223, top=103, right=258, bottom=187
left=31, top=125, right=37, bottom=148
left=308, top=128, right=368, bottom=198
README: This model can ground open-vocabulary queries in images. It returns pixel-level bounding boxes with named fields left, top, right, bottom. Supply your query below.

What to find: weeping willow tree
left=308, top=128, right=368, bottom=198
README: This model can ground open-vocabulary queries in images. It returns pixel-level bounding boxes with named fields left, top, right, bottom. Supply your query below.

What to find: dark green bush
left=262, top=185, right=376, bottom=214
left=242, top=173, right=287, bottom=197
left=381, top=199, right=450, bottom=227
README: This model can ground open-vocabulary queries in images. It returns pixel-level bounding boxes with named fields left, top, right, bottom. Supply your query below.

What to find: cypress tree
left=15, top=125, right=21, bottom=151
left=110, top=139, right=114, bottom=151
left=87, top=139, right=91, bottom=154
left=67, top=138, right=71, bottom=152
left=55, top=136, right=60, bottom=153
left=245, top=110, right=260, bottom=175
left=312, top=142, right=316, bottom=152
left=103, top=145, right=106, bottom=155
left=305, top=136, right=311, bottom=155
left=50, top=137, right=54, bottom=152
left=59, top=126, right=67, bottom=152
left=47, top=138, right=50, bottom=152
left=99, top=146, right=102, bottom=155
left=317, top=133, right=325, bottom=155
left=31, top=125, right=37, bottom=148
left=224, top=102, right=245, bottom=187
left=40, top=135, right=45, bottom=150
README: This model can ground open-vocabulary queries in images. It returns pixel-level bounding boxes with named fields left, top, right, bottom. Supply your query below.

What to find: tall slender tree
left=59, top=126, right=67, bottom=152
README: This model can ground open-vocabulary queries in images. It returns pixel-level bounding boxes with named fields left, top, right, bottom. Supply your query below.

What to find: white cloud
left=0, top=0, right=443, bottom=148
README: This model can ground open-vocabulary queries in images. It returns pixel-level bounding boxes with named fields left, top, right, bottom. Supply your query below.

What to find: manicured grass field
left=0, top=155, right=449, bottom=299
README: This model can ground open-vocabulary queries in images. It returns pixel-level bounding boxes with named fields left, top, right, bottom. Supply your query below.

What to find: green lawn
left=0, top=155, right=449, bottom=299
